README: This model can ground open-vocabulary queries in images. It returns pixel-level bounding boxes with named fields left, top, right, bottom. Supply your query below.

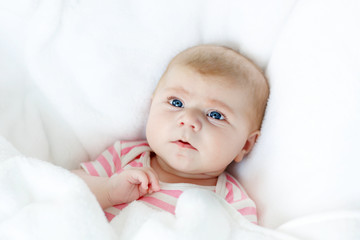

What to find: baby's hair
left=159, top=45, right=269, bottom=130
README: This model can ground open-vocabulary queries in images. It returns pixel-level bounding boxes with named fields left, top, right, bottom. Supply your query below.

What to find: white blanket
left=2, top=136, right=360, bottom=240
left=0, top=137, right=298, bottom=240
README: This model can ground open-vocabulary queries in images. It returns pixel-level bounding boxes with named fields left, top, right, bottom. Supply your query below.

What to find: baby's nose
left=178, top=110, right=202, bottom=132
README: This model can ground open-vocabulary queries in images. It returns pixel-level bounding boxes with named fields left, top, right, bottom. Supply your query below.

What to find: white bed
left=1, top=0, right=360, bottom=239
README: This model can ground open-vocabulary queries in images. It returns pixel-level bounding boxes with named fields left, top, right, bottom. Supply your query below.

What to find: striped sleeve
left=224, top=173, right=258, bottom=224
left=80, top=140, right=150, bottom=177
left=80, top=141, right=122, bottom=177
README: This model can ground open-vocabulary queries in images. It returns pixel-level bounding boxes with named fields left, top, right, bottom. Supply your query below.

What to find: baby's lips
left=173, top=140, right=197, bottom=150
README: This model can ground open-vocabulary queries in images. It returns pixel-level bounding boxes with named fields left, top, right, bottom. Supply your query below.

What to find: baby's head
left=155, top=45, right=268, bottom=130
left=146, top=45, right=269, bottom=179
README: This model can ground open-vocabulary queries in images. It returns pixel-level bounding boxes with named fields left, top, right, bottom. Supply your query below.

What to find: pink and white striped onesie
left=81, top=140, right=257, bottom=223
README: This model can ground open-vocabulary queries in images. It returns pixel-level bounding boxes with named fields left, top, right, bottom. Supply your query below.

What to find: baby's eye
left=208, top=111, right=225, bottom=120
left=170, top=99, right=183, bottom=108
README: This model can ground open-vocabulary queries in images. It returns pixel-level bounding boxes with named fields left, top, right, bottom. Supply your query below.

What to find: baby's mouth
left=172, top=140, right=197, bottom=150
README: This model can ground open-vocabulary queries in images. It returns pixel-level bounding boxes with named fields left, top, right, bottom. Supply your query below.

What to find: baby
left=73, top=45, right=269, bottom=224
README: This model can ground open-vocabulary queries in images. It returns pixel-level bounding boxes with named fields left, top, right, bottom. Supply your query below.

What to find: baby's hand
left=107, top=168, right=160, bottom=206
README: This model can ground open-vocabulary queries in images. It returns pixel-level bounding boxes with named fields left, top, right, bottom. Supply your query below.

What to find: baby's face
left=146, top=65, right=257, bottom=179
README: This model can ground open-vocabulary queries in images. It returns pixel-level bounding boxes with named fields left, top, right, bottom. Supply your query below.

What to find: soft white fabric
left=0, top=137, right=298, bottom=240
left=277, top=211, right=360, bottom=240
left=1, top=138, right=359, bottom=240
left=0, top=137, right=116, bottom=240
left=1, top=0, right=360, bottom=238
left=229, top=0, right=360, bottom=227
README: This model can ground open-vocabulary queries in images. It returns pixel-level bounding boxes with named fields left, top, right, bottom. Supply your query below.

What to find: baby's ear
left=234, top=130, right=261, bottom=163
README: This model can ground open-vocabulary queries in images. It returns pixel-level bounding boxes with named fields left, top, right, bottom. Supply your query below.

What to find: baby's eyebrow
left=207, top=99, right=234, bottom=115
left=164, top=87, right=190, bottom=96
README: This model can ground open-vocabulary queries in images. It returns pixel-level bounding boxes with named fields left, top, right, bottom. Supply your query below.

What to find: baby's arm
left=73, top=168, right=160, bottom=209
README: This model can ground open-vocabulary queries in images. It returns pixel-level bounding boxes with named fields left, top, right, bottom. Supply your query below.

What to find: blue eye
left=170, top=99, right=183, bottom=108
left=208, top=111, right=225, bottom=120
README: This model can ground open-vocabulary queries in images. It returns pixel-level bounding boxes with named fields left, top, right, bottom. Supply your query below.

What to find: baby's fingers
left=145, top=168, right=160, bottom=193
left=127, top=168, right=159, bottom=195
left=128, top=171, right=149, bottom=190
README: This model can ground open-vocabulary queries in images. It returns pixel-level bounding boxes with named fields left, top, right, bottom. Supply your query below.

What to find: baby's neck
left=150, top=155, right=218, bottom=186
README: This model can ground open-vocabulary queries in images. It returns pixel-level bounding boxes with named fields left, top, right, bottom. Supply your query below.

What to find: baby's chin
left=165, top=163, right=216, bottom=179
